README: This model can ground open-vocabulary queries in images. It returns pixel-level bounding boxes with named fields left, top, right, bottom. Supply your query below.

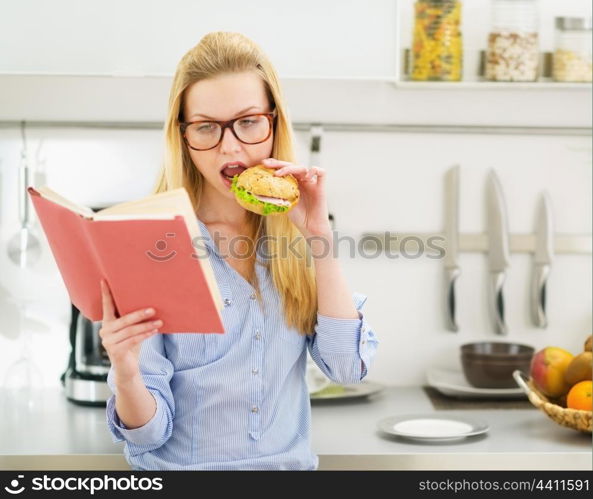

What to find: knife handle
left=489, top=272, right=507, bottom=335
left=445, top=267, right=460, bottom=332
left=531, top=264, right=549, bottom=328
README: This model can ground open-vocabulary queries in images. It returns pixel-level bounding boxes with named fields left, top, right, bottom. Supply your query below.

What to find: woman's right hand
left=99, top=279, right=162, bottom=380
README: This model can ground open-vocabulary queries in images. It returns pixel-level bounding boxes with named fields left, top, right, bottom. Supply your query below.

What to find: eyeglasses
left=179, top=109, right=277, bottom=151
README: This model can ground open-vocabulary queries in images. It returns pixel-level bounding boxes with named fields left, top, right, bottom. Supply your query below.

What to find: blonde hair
left=153, top=32, right=317, bottom=336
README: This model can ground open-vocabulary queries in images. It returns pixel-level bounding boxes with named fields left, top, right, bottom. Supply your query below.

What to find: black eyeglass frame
left=179, top=109, right=278, bottom=151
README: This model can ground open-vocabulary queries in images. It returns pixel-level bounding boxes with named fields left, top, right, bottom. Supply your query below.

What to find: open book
left=28, top=186, right=225, bottom=334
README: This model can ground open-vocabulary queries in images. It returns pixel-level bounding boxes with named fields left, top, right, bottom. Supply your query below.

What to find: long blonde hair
left=153, top=32, right=317, bottom=336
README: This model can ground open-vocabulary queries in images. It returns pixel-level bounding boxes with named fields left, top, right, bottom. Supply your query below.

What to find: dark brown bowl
left=461, top=341, right=534, bottom=358
left=460, top=342, right=535, bottom=388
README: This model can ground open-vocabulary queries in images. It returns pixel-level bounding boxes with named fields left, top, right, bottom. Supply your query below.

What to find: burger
left=230, top=165, right=300, bottom=216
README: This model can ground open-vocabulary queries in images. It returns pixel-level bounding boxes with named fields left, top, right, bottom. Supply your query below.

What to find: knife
left=444, top=165, right=461, bottom=332
left=531, top=192, right=554, bottom=328
left=486, top=170, right=510, bottom=335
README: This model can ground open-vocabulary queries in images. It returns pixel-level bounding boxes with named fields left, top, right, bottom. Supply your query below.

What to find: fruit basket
left=513, top=370, right=592, bottom=434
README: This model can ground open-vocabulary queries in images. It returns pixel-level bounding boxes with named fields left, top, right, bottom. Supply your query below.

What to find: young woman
left=100, top=31, right=378, bottom=471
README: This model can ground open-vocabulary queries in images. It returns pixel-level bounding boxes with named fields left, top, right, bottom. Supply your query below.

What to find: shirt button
left=251, top=406, right=259, bottom=413
left=361, top=340, right=367, bottom=345
left=223, top=298, right=232, bottom=307
left=361, top=326, right=366, bottom=333
left=255, top=331, right=261, bottom=340
left=249, top=293, right=257, bottom=300
left=251, top=368, right=259, bottom=375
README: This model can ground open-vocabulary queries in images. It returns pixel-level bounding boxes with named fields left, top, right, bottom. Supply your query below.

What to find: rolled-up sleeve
left=307, top=292, right=378, bottom=384
left=105, top=333, right=175, bottom=455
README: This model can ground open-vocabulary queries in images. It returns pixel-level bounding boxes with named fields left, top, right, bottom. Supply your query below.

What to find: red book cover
left=28, top=186, right=225, bottom=334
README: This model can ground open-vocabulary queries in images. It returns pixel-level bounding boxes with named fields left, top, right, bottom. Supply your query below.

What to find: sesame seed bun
left=231, top=165, right=300, bottom=216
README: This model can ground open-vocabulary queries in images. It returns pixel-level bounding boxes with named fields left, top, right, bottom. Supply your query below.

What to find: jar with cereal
left=553, top=17, right=592, bottom=83
left=486, top=0, right=540, bottom=82
left=411, top=0, right=463, bottom=81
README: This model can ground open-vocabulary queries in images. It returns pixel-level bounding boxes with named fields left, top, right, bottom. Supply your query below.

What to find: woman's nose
left=219, top=126, right=242, bottom=153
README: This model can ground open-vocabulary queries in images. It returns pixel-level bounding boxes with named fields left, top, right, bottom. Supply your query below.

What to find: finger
left=109, top=307, right=156, bottom=334
left=308, top=166, right=325, bottom=185
left=273, top=165, right=309, bottom=179
left=105, top=319, right=162, bottom=346
left=262, top=158, right=291, bottom=167
left=101, top=280, right=116, bottom=321
left=303, top=167, right=316, bottom=182
left=113, top=320, right=162, bottom=345
left=112, top=329, right=159, bottom=350
left=260, top=162, right=283, bottom=169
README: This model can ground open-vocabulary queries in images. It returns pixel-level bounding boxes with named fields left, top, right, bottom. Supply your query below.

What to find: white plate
left=377, top=414, right=489, bottom=442
left=310, top=381, right=384, bottom=400
left=426, top=367, right=525, bottom=399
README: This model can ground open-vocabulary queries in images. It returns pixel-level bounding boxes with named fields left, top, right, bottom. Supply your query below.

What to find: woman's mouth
left=220, top=163, right=247, bottom=186
left=221, top=172, right=235, bottom=187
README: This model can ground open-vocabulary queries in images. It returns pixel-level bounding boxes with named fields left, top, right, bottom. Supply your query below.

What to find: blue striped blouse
left=105, top=218, right=378, bottom=470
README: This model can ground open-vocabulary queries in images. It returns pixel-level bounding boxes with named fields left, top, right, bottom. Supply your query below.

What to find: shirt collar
left=196, top=217, right=221, bottom=258
left=195, top=217, right=268, bottom=263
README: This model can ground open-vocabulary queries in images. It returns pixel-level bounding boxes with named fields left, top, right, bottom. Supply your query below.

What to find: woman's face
left=182, top=71, right=274, bottom=200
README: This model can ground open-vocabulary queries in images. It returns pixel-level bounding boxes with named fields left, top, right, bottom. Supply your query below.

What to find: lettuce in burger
left=230, top=165, right=300, bottom=216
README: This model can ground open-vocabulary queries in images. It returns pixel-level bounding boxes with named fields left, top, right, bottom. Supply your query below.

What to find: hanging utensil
left=444, top=165, right=461, bottom=332
left=309, top=125, right=333, bottom=229
left=309, top=125, right=323, bottom=167
left=486, top=169, right=510, bottom=335
left=531, top=191, right=554, bottom=328
left=7, top=121, right=41, bottom=268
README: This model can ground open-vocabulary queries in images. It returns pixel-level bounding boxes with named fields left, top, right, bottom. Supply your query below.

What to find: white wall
left=0, top=0, right=399, bottom=78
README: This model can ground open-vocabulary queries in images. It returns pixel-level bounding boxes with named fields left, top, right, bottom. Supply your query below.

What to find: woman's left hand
left=262, top=158, right=331, bottom=239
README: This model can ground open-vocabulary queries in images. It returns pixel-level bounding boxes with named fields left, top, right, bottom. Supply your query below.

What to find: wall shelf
left=0, top=73, right=590, bottom=129
left=392, top=81, right=592, bottom=91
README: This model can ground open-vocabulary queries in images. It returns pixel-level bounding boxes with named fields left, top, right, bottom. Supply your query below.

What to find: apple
left=530, top=347, right=574, bottom=399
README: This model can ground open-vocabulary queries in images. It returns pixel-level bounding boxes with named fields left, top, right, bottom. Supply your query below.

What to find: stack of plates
left=426, top=367, right=525, bottom=399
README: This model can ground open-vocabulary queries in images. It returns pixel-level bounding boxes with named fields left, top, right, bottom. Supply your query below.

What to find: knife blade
left=444, top=165, right=461, bottom=332
left=531, top=192, right=554, bottom=328
left=486, top=170, right=510, bottom=335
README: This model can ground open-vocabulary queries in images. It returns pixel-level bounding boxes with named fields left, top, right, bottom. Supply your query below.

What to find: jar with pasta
left=486, top=0, right=539, bottom=82
left=411, top=0, right=463, bottom=81
left=553, top=17, right=592, bottom=83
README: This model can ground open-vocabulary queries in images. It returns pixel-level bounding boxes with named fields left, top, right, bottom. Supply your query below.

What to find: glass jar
left=486, top=0, right=539, bottom=82
left=411, top=0, right=463, bottom=81
left=553, top=17, right=592, bottom=83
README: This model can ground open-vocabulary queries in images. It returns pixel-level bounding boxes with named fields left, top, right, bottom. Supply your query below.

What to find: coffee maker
left=60, top=303, right=112, bottom=406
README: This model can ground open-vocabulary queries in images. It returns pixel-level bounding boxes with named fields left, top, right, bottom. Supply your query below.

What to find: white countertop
left=0, top=385, right=591, bottom=470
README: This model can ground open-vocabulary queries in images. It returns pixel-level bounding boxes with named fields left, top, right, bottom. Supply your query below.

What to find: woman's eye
left=197, top=123, right=216, bottom=133
left=238, top=119, right=256, bottom=127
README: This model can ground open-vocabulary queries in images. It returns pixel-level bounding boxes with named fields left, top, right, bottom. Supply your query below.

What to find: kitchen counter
left=0, top=385, right=590, bottom=470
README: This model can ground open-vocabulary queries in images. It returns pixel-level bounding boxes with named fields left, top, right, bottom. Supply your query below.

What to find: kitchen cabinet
left=0, top=386, right=590, bottom=470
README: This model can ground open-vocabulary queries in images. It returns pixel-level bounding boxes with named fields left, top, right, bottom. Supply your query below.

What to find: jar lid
left=555, top=17, right=592, bottom=31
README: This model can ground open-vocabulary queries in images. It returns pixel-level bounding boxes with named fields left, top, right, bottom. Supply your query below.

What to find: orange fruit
left=566, top=380, right=592, bottom=411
